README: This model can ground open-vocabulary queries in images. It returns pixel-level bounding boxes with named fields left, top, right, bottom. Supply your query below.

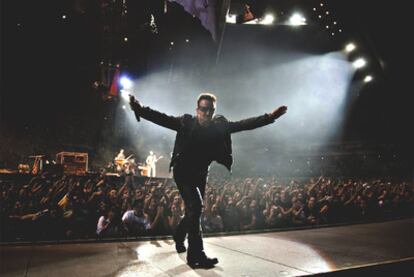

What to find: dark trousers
left=173, top=165, right=207, bottom=260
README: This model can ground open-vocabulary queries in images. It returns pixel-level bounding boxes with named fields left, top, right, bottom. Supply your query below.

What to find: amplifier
left=56, top=152, right=88, bottom=175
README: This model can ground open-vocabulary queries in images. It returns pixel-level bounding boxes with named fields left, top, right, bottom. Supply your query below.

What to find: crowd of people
left=0, top=173, right=412, bottom=242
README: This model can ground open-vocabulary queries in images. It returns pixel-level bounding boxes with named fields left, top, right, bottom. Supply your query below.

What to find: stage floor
left=1, top=218, right=413, bottom=276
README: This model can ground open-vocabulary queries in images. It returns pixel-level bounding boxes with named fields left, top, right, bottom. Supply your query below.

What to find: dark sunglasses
left=198, top=106, right=215, bottom=113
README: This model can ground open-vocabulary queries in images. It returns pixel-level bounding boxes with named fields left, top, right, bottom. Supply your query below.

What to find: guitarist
left=145, top=151, right=163, bottom=177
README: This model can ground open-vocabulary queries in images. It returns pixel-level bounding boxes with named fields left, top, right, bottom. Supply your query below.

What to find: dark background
left=1, top=0, right=413, bottom=175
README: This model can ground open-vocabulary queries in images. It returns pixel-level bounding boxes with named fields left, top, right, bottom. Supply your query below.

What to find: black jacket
left=132, top=105, right=276, bottom=172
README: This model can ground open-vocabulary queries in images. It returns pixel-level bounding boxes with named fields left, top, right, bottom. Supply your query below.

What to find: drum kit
left=114, top=154, right=149, bottom=176
left=137, top=164, right=149, bottom=176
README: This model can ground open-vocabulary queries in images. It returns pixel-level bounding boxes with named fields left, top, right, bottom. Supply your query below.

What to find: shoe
left=175, top=242, right=186, bottom=253
left=187, top=252, right=218, bottom=269
left=173, top=234, right=186, bottom=253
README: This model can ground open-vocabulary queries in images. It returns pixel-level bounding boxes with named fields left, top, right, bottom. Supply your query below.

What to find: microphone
left=129, top=94, right=140, bottom=121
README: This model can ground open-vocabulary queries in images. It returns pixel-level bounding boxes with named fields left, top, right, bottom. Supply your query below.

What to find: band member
left=145, top=151, right=162, bottom=177
left=114, top=149, right=126, bottom=172
left=115, top=149, right=126, bottom=161
left=129, top=93, right=287, bottom=268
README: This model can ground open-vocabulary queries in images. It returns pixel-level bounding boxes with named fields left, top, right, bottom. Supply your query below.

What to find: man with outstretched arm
left=129, top=92, right=287, bottom=268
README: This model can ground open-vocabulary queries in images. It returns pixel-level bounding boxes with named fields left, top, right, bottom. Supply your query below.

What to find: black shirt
left=179, top=121, right=219, bottom=170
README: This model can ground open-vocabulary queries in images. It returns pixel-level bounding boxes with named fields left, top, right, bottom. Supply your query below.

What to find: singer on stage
left=129, top=93, right=287, bottom=268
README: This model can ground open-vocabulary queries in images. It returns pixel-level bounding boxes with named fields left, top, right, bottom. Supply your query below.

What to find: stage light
left=244, top=19, right=259, bottom=25
left=170, top=41, right=174, bottom=46
left=62, top=15, right=67, bottom=19
left=120, top=90, right=130, bottom=100
left=289, top=13, right=306, bottom=26
left=120, top=76, right=132, bottom=89
left=352, top=58, right=367, bottom=69
left=345, top=43, right=356, bottom=53
left=261, top=14, right=275, bottom=25
left=363, top=75, right=373, bottom=83
left=226, top=14, right=237, bottom=24
left=124, top=37, right=128, bottom=42
left=185, top=39, right=190, bottom=43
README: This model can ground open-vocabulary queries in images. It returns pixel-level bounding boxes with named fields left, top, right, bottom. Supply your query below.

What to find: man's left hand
left=270, top=106, right=288, bottom=120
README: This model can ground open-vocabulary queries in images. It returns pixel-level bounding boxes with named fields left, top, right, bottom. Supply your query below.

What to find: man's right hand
left=129, top=95, right=141, bottom=111
left=129, top=95, right=141, bottom=121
